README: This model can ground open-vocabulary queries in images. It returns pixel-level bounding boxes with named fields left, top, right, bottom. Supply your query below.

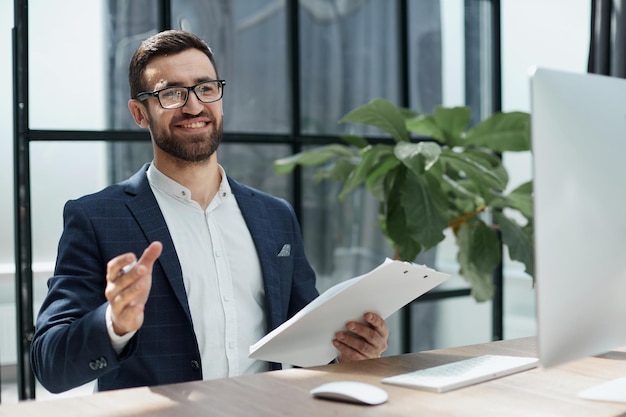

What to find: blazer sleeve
left=30, top=199, right=130, bottom=393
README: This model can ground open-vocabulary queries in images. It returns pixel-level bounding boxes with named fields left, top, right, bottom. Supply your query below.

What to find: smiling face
left=128, top=48, right=223, bottom=167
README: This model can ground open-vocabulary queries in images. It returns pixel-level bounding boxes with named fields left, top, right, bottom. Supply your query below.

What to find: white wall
left=502, top=0, right=590, bottom=192
left=502, top=0, right=591, bottom=112
left=1, top=2, right=15, bottom=268
left=499, top=0, right=591, bottom=339
left=441, top=0, right=466, bottom=107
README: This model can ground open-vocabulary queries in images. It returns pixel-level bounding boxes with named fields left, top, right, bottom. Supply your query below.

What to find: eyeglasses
left=136, top=80, right=226, bottom=109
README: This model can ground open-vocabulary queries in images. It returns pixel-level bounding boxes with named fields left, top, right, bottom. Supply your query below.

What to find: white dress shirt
left=107, top=163, right=268, bottom=379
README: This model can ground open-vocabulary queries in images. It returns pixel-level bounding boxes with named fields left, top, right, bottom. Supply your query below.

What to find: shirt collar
left=147, top=162, right=231, bottom=204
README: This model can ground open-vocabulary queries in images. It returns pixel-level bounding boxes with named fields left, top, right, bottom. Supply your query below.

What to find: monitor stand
left=579, top=377, right=626, bottom=403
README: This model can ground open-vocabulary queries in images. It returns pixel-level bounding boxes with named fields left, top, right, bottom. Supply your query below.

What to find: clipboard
left=249, top=258, right=451, bottom=367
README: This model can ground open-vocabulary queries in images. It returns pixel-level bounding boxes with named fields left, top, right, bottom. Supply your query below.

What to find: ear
left=128, top=99, right=150, bottom=128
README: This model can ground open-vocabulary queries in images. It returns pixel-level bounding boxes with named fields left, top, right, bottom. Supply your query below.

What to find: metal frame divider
left=12, top=0, right=35, bottom=401
left=489, top=0, right=504, bottom=341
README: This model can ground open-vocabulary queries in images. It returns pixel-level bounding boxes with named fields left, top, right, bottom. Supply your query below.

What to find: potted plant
left=274, top=98, right=532, bottom=301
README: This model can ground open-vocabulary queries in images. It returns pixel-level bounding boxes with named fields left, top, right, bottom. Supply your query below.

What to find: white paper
left=249, top=258, right=450, bottom=367
left=579, top=377, right=626, bottom=403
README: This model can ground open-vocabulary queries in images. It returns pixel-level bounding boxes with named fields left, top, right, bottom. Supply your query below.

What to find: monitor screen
left=530, top=67, right=626, bottom=370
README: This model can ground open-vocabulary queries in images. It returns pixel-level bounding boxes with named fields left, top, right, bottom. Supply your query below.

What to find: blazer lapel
left=124, top=165, right=193, bottom=320
left=229, top=178, right=283, bottom=330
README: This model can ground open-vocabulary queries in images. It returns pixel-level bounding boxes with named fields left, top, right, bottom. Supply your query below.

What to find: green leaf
left=423, top=170, right=454, bottom=221
left=400, top=171, right=447, bottom=251
left=273, top=144, right=355, bottom=174
left=494, top=212, right=534, bottom=278
left=441, top=174, right=483, bottom=206
left=463, top=150, right=508, bottom=202
left=339, top=98, right=409, bottom=143
left=395, top=240, right=422, bottom=262
left=506, top=181, right=533, bottom=218
left=405, top=107, right=472, bottom=146
left=490, top=181, right=533, bottom=218
left=465, top=218, right=501, bottom=272
left=465, top=111, right=530, bottom=152
left=313, top=158, right=357, bottom=183
left=463, top=151, right=508, bottom=189
left=440, top=149, right=508, bottom=191
left=384, top=175, right=422, bottom=261
left=463, top=148, right=502, bottom=169
left=433, top=106, right=472, bottom=146
left=340, top=134, right=369, bottom=149
left=456, top=220, right=500, bottom=301
left=394, top=141, right=442, bottom=175
left=367, top=175, right=387, bottom=202
left=382, top=168, right=446, bottom=260
left=365, top=157, right=401, bottom=201
left=444, top=183, right=485, bottom=219
left=339, top=145, right=394, bottom=199
left=458, top=261, right=495, bottom=302
left=405, top=115, right=446, bottom=144
left=399, top=107, right=420, bottom=119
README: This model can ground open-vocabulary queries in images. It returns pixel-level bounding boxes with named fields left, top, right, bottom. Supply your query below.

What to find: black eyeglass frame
left=136, top=79, right=227, bottom=109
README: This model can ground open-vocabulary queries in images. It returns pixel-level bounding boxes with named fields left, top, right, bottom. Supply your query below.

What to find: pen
left=119, top=260, right=138, bottom=277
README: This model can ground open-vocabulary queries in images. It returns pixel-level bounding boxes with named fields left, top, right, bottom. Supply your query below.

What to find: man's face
left=134, top=48, right=223, bottom=164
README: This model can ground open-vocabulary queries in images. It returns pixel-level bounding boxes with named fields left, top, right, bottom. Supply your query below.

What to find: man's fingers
left=333, top=313, right=389, bottom=362
left=105, top=241, right=163, bottom=335
left=365, top=312, right=389, bottom=336
left=333, top=333, right=371, bottom=358
left=107, top=241, right=163, bottom=284
left=107, top=253, right=137, bottom=283
left=138, top=241, right=163, bottom=267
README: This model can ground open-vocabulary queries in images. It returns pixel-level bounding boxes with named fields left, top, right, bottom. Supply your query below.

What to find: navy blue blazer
left=30, top=164, right=318, bottom=393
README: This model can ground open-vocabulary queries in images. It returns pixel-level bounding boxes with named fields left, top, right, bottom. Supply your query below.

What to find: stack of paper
left=249, top=258, right=450, bottom=367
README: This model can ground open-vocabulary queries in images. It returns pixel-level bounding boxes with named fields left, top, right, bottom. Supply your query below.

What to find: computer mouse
left=310, top=381, right=388, bottom=405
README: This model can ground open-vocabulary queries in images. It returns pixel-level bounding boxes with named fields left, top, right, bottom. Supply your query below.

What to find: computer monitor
left=531, top=67, right=626, bottom=398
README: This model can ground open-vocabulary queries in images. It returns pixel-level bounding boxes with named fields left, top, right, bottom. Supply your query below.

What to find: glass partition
left=170, top=0, right=290, bottom=134
left=299, top=1, right=401, bottom=136
left=28, top=0, right=111, bottom=130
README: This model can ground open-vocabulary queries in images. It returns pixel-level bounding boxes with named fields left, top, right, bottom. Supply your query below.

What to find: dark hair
left=128, top=30, right=218, bottom=98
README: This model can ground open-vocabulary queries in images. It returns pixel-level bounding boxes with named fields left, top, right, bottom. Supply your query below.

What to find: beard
left=151, top=112, right=223, bottom=164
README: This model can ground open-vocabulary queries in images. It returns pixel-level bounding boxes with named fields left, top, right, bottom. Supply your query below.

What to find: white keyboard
left=382, top=355, right=539, bottom=393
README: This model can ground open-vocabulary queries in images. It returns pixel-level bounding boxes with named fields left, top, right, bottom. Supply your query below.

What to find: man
left=30, top=30, right=388, bottom=394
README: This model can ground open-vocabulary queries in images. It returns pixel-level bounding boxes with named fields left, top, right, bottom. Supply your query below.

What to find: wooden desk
left=2, top=337, right=626, bottom=416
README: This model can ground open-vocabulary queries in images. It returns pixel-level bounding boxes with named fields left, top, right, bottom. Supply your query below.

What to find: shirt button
left=191, top=360, right=201, bottom=371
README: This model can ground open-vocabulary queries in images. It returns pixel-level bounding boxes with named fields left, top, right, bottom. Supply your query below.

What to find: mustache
left=172, top=112, right=216, bottom=124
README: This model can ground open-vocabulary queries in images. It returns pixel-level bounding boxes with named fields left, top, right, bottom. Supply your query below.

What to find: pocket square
left=278, top=244, right=291, bottom=257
